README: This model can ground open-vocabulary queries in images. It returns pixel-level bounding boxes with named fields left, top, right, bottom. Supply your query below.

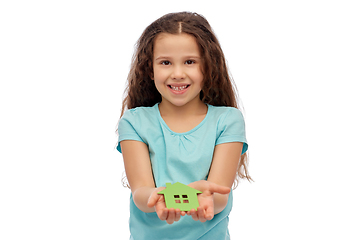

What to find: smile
left=168, top=85, right=190, bottom=91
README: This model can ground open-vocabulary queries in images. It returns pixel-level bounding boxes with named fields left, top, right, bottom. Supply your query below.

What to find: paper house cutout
left=157, top=182, right=202, bottom=211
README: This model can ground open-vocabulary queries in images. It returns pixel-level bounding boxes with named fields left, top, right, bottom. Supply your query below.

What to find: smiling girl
left=116, top=12, right=251, bottom=240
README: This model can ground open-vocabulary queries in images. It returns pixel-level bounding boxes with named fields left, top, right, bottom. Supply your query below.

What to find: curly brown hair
left=120, top=12, right=252, bottom=186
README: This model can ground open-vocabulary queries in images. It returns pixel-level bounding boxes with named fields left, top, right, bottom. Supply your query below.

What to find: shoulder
left=121, top=104, right=159, bottom=123
left=208, top=105, right=244, bottom=124
left=208, top=105, right=247, bottom=150
left=207, top=105, right=246, bottom=135
left=117, top=104, right=160, bottom=150
left=118, top=104, right=160, bottom=135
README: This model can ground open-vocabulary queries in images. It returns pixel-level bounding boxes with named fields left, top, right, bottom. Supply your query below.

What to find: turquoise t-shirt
left=117, top=103, right=248, bottom=240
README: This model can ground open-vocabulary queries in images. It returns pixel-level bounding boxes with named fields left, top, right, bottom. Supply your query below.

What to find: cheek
left=195, top=65, right=204, bottom=82
left=194, top=71, right=204, bottom=85
left=153, top=80, right=164, bottom=96
left=153, top=68, right=167, bottom=82
left=153, top=74, right=167, bottom=91
left=198, top=72, right=206, bottom=88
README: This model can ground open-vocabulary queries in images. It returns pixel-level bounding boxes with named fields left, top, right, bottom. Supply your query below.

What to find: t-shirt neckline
left=155, top=103, right=211, bottom=135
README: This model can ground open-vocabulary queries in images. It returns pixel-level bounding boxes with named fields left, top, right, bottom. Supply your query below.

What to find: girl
left=116, top=12, right=251, bottom=240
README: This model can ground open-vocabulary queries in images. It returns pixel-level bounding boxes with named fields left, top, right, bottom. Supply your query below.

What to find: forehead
left=153, top=33, right=201, bottom=57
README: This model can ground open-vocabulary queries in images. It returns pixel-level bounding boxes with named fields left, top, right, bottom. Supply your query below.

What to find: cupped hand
left=147, top=187, right=186, bottom=224
left=187, top=180, right=231, bottom=222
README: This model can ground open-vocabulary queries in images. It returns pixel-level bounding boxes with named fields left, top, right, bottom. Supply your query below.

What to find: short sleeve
left=116, top=110, right=146, bottom=153
left=215, top=108, right=248, bottom=154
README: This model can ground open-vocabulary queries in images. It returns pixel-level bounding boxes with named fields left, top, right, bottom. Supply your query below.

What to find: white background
left=1, top=0, right=359, bottom=239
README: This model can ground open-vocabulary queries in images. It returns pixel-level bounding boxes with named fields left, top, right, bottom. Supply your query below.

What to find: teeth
left=171, top=85, right=187, bottom=91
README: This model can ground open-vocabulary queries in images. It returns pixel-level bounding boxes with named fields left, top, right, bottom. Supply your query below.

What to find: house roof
left=158, top=182, right=202, bottom=195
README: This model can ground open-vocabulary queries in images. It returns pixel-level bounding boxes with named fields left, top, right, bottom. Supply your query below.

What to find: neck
left=158, top=99, right=207, bottom=118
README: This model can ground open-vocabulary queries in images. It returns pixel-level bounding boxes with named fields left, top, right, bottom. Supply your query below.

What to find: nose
left=171, top=65, right=186, bottom=80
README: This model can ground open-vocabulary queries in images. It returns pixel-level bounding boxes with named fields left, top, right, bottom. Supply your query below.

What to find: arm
left=189, top=142, right=243, bottom=222
left=121, top=140, right=185, bottom=224
left=120, top=140, right=156, bottom=213
left=209, top=142, right=244, bottom=213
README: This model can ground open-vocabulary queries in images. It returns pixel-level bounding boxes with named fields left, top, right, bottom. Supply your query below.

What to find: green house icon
left=158, top=182, right=202, bottom=211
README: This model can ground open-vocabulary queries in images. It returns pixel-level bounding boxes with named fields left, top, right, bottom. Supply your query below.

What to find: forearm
left=132, top=186, right=157, bottom=213
left=213, top=193, right=229, bottom=215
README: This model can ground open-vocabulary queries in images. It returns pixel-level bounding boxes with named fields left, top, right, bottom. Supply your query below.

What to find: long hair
left=120, top=12, right=252, bottom=187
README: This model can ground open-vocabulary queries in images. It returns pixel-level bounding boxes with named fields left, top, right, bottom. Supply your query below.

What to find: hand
left=147, top=187, right=186, bottom=224
left=187, top=180, right=230, bottom=222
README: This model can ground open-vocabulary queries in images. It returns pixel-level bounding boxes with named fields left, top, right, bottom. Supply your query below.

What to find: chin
left=169, top=101, right=189, bottom=107
left=161, top=95, right=202, bottom=108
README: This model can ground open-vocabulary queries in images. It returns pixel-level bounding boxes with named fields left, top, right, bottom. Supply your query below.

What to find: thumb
left=147, top=187, right=165, bottom=208
left=208, top=182, right=231, bottom=195
left=147, top=192, right=161, bottom=208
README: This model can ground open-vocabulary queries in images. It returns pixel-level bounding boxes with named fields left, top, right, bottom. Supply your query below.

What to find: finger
left=158, top=208, right=168, bottom=221
left=147, top=187, right=166, bottom=208
left=167, top=208, right=176, bottom=224
left=147, top=193, right=161, bottom=208
left=175, top=209, right=181, bottom=222
left=204, top=206, right=214, bottom=221
left=208, top=182, right=231, bottom=195
left=180, top=211, right=186, bottom=216
left=197, top=207, right=207, bottom=222
left=190, top=209, right=199, bottom=221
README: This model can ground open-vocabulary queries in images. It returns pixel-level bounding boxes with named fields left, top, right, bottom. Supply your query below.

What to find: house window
left=182, top=195, right=189, bottom=203
left=174, top=194, right=189, bottom=204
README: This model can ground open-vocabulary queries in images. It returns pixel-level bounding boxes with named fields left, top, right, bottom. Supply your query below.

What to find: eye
left=185, top=60, right=195, bottom=65
left=161, top=60, right=171, bottom=65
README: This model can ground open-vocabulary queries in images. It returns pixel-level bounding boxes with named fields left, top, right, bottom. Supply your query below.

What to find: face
left=153, top=33, right=204, bottom=108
